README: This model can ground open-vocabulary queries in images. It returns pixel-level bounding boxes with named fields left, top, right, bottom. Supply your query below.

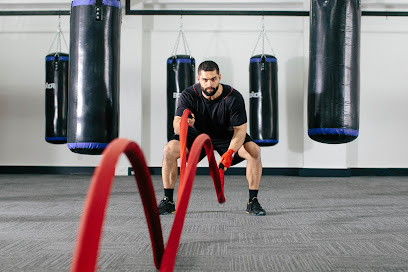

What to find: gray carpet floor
left=1, top=174, right=408, bottom=271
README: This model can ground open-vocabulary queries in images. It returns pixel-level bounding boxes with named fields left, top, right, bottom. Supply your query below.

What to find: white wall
left=1, top=2, right=408, bottom=173
left=358, top=16, right=408, bottom=168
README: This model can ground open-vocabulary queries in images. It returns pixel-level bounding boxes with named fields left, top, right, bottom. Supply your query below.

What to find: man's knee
left=240, top=142, right=261, bottom=161
left=249, top=142, right=261, bottom=161
left=163, top=140, right=180, bottom=160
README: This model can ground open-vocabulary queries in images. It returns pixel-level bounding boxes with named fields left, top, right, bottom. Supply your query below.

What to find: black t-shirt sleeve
left=229, top=90, right=247, bottom=127
left=175, top=88, right=194, bottom=117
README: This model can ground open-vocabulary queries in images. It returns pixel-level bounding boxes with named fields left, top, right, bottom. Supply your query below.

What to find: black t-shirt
left=175, top=83, right=247, bottom=139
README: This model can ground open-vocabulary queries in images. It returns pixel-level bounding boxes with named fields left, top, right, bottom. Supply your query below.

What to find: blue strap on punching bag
left=46, top=55, right=69, bottom=62
left=68, top=0, right=121, bottom=154
left=308, top=0, right=361, bottom=144
left=167, top=58, right=194, bottom=65
left=72, top=0, right=121, bottom=7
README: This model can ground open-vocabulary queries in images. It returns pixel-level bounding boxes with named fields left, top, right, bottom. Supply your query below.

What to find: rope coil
left=70, top=109, right=225, bottom=271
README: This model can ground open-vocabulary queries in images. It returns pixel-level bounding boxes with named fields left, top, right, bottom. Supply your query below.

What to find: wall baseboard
left=0, top=166, right=96, bottom=175
left=1, top=166, right=408, bottom=177
left=134, top=167, right=408, bottom=177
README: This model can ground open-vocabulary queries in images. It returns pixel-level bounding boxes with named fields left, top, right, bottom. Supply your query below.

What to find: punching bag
left=68, top=0, right=121, bottom=154
left=249, top=54, right=279, bottom=146
left=167, top=55, right=195, bottom=141
left=45, top=53, right=69, bottom=144
left=308, top=0, right=361, bottom=144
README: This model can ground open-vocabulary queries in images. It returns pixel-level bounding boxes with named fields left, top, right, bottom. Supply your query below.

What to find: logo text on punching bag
left=173, top=92, right=182, bottom=99
left=249, top=91, right=262, bottom=98
left=45, top=82, right=56, bottom=89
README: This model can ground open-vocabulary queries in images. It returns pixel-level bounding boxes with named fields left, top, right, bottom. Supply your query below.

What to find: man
left=159, top=60, right=265, bottom=216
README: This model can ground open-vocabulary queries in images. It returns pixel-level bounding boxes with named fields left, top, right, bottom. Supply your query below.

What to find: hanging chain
left=264, top=31, right=275, bottom=56
left=251, top=15, right=275, bottom=57
left=171, top=17, right=182, bottom=56
left=171, top=15, right=192, bottom=57
left=57, top=16, right=61, bottom=53
left=262, top=16, right=265, bottom=56
left=251, top=29, right=263, bottom=57
left=48, top=15, right=69, bottom=55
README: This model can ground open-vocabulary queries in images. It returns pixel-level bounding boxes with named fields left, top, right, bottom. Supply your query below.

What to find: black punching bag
left=166, top=55, right=195, bottom=141
left=249, top=55, right=279, bottom=146
left=68, top=0, right=121, bottom=154
left=45, top=53, right=69, bottom=144
left=308, top=0, right=361, bottom=144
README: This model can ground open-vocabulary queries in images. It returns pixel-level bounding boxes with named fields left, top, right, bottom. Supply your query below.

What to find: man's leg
left=237, top=141, right=265, bottom=215
left=162, top=140, right=181, bottom=189
left=237, top=141, right=262, bottom=189
left=158, top=139, right=181, bottom=215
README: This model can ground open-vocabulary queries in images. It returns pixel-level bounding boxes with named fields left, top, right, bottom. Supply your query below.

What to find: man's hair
left=197, top=60, right=219, bottom=75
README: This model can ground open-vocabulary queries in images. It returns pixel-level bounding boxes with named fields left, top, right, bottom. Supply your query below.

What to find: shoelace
left=159, top=198, right=173, bottom=205
left=250, top=198, right=263, bottom=210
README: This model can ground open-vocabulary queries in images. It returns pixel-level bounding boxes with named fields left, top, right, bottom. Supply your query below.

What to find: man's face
left=197, top=70, right=221, bottom=97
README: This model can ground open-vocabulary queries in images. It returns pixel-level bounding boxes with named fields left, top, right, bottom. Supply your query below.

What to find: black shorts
left=170, top=127, right=254, bottom=166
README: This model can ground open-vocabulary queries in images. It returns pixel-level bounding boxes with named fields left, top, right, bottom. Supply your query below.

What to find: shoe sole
left=246, top=211, right=266, bottom=216
left=159, top=211, right=175, bottom=215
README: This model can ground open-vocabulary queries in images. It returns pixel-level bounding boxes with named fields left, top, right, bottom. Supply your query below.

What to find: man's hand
left=218, top=149, right=234, bottom=170
left=173, top=114, right=195, bottom=135
left=187, top=113, right=195, bottom=127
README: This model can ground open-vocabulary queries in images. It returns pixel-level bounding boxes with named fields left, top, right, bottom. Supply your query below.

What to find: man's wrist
left=221, top=149, right=234, bottom=169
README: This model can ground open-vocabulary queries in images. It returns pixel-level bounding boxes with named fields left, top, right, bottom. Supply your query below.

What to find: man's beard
left=202, top=85, right=219, bottom=97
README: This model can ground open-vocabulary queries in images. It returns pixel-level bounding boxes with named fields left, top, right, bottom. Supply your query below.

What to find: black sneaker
left=246, top=197, right=266, bottom=216
left=158, top=197, right=175, bottom=215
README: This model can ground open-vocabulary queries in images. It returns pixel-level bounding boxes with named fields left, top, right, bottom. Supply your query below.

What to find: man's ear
left=196, top=76, right=200, bottom=82
left=218, top=74, right=221, bottom=81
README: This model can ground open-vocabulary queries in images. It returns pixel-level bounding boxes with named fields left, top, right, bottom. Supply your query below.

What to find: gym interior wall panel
left=120, top=16, right=143, bottom=146
left=0, top=1, right=71, bottom=10
left=128, top=0, right=307, bottom=12
left=117, top=15, right=144, bottom=174
left=303, top=141, right=349, bottom=169
left=355, top=16, right=408, bottom=168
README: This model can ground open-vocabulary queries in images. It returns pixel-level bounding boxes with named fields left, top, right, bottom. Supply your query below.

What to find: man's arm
left=228, top=123, right=247, bottom=152
left=173, top=116, right=182, bottom=135
left=218, top=123, right=247, bottom=170
left=173, top=114, right=195, bottom=135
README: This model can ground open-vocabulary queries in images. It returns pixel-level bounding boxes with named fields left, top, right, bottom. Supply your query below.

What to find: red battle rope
left=177, top=109, right=225, bottom=211
left=70, top=109, right=225, bottom=272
